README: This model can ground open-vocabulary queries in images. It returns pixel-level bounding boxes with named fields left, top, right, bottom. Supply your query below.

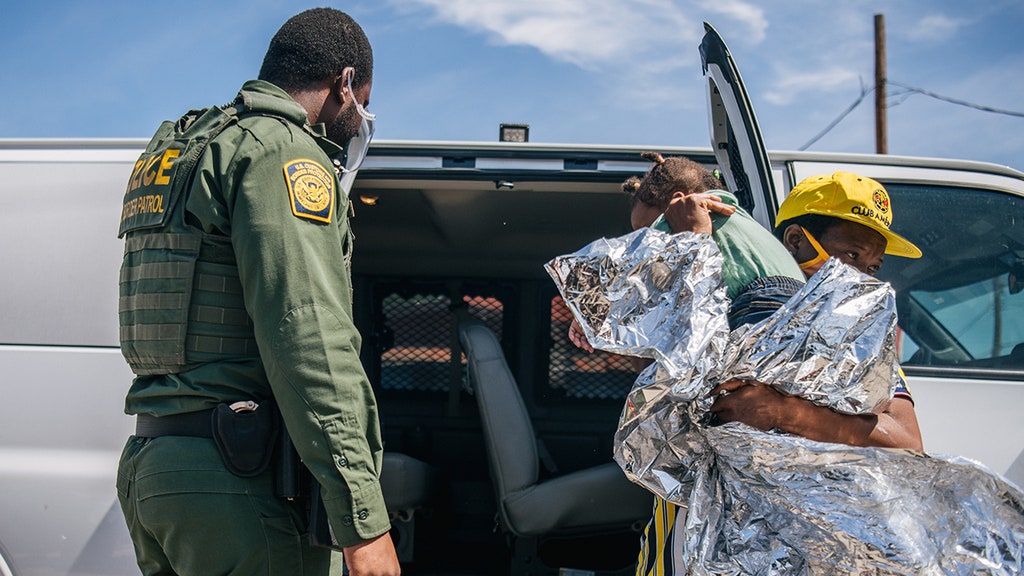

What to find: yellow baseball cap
left=775, top=171, right=922, bottom=258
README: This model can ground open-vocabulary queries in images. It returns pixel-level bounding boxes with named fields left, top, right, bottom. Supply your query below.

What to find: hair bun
left=640, top=151, right=665, bottom=165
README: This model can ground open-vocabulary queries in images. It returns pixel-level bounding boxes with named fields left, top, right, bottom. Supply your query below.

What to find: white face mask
left=338, top=75, right=375, bottom=175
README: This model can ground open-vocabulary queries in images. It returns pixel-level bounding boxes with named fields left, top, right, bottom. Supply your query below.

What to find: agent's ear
left=781, top=224, right=804, bottom=256
left=333, top=67, right=356, bottom=105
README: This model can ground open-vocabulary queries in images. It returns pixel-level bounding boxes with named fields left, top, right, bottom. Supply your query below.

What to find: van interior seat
left=380, top=451, right=435, bottom=520
left=458, top=317, right=653, bottom=539
left=380, top=451, right=436, bottom=563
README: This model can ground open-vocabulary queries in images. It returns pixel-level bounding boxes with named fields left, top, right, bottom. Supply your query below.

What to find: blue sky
left=3, top=1, right=1024, bottom=171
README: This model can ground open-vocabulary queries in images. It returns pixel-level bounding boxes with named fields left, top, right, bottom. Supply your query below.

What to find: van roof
left=1, top=137, right=1022, bottom=181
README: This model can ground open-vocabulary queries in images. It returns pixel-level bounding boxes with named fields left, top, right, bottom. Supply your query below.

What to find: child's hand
left=663, top=192, right=736, bottom=234
left=568, top=318, right=595, bottom=352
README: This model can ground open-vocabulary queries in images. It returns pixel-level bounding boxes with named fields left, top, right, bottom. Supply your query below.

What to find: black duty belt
left=136, top=410, right=214, bottom=438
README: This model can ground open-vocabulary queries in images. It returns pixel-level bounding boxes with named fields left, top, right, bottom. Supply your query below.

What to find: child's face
left=801, top=220, right=887, bottom=277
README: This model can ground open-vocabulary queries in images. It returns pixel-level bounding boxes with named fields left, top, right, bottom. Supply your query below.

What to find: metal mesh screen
left=375, top=287, right=631, bottom=399
left=378, top=290, right=504, bottom=393
left=547, top=295, right=636, bottom=400
left=465, top=294, right=503, bottom=340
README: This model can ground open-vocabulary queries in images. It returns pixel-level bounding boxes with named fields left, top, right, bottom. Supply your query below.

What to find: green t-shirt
left=652, top=189, right=804, bottom=299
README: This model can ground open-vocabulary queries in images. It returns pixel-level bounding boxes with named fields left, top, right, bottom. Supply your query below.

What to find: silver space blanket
left=545, top=227, right=1024, bottom=575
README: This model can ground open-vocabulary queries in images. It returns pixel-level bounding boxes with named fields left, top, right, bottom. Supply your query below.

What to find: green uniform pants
left=117, top=435, right=344, bottom=576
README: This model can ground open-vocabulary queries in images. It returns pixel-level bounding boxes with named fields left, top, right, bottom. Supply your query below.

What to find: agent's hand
left=708, top=379, right=788, bottom=431
left=663, top=191, right=736, bottom=235
left=709, top=379, right=889, bottom=447
left=343, top=532, right=401, bottom=576
left=568, top=318, right=594, bottom=352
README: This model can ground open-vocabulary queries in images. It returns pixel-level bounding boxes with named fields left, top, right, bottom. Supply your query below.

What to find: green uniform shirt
left=653, top=189, right=804, bottom=298
left=124, top=79, right=388, bottom=546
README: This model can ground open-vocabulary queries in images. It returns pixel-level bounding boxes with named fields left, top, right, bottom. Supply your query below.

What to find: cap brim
left=880, top=229, right=922, bottom=259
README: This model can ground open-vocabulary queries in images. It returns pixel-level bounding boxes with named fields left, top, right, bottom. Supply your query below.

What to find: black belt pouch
left=211, top=402, right=280, bottom=477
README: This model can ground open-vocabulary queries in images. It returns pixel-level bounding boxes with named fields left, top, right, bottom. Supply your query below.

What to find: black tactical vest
left=118, top=101, right=259, bottom=375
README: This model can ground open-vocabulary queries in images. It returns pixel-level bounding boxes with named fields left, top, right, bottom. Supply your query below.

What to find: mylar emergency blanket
left=545, top=227, right=1024, bottom=575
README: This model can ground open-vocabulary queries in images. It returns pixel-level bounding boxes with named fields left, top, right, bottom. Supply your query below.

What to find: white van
left=1, top=25, right=1022, bottom=576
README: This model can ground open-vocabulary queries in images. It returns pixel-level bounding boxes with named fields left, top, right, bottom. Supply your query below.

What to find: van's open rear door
left=700, top=22, right=777, bottom=225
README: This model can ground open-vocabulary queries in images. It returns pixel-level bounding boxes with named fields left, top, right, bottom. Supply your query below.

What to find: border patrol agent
left=115, top=9, right=400, bottom=576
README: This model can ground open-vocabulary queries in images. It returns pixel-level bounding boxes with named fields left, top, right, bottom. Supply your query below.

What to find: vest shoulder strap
left=118, top=99, right=244, bottom=238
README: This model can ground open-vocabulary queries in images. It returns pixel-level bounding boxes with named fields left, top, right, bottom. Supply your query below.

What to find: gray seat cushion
left=380, top=452, right=435, bottom=515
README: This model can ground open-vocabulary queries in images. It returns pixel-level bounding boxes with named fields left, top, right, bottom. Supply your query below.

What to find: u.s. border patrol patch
left=284, top=159, right=335, bottom=223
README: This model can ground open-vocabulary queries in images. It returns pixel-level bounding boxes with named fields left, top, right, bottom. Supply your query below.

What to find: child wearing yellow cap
left=624, top=166, right=925, bottom=576
left=774, top=170, right=922, bottom=278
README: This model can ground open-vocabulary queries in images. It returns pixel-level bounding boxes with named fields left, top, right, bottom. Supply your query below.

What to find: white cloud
left=763, top=66, right=862, bottom=106
left=391, top=0, right=770, bottom=115
left=393, top=0, right=767, bottom=71
left=905, top=14, right=966, bottom=42
left=395, top=0, right=688, bottom=69
left=694, top=0, right=767, bottom=43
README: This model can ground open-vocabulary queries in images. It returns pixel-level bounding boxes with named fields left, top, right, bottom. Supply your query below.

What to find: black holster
left=211, top=401, right=280, bottom=477
left=273, top=425, right=343, bottom=551
left=274, top=425, right=308, bottom=499
left=308, top=481, right=344, bottom=551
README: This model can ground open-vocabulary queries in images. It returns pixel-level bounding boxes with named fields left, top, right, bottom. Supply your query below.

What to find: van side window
left=878, top=184, right=1024, bottom=373
left=902, top=275, right=1024, bottom=367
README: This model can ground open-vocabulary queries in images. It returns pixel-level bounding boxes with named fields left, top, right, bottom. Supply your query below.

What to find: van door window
left=876, top=183, right=1024, bottom=372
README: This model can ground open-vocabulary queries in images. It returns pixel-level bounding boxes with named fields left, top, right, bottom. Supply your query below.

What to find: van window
left=905, top=275, right=1024, bottom=361
left=878, top=183, right=1024, bottom=372
left=546, top=294, right=635, bottom=401
left=367, top=282, right=505, bottom=394
left=378, top=291, right=456, bottom=392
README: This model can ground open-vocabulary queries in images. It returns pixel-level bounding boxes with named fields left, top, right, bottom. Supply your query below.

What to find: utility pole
left=875, top=13, right=887, bottom=154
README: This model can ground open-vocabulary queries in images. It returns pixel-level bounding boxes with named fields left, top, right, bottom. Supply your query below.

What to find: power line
left=799, top=79, right=1024, bottom=151
left=887, top=80, right=1024, bottom=118
left=798, top=82, right=871, bottom=151
left=885, top=86, right=916, bottom=107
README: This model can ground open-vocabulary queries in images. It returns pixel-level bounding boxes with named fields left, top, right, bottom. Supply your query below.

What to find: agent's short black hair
left=259, top=8, right=373, bottom=91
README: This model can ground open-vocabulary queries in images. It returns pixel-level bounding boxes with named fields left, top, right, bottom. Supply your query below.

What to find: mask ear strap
left=338, top=67, right=356, bottom=89
left=797, top=226, right=830, bottom=272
